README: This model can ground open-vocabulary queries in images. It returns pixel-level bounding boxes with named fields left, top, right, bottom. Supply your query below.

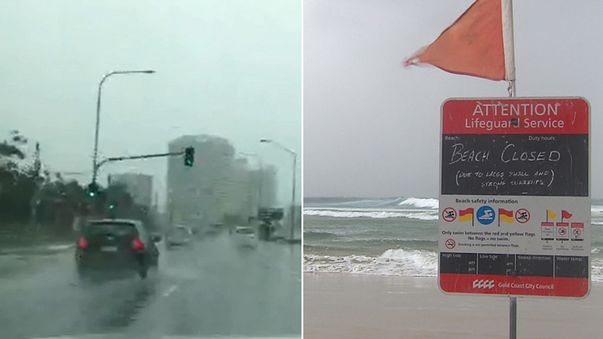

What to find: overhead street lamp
left=260, top=139, right=297, bottom=240
left=91, top=70, right=156, bottom=184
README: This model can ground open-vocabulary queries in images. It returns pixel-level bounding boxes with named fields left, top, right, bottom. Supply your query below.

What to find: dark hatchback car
left=75, top=219, right=160, bottom=279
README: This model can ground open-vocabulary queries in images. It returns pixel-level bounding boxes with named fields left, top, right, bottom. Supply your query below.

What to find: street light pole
left=260, top=139, right=297, bottom=240
left=91, top=70, right=155, bottom=184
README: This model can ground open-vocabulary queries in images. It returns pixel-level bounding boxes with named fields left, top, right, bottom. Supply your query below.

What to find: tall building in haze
left=167, top=135, right=277, bottom=229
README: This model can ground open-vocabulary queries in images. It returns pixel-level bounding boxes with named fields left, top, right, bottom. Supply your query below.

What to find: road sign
left=439, top=97, right=590, bottom=298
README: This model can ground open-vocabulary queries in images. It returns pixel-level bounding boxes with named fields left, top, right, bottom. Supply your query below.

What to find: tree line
left=0, top=130, right=155, bottom=240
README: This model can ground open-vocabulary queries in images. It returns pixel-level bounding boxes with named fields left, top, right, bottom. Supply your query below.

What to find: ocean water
left=304, top=197, right=603, bottom=282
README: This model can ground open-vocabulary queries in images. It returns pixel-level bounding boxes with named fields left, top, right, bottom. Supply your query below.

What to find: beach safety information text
left=438, top=97, right=590, bottom=298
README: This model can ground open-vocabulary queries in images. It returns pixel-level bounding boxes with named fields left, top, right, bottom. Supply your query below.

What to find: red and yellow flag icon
left=459, top=208, right=474, bottom=225
left=498, top=208, right=513, bottom=225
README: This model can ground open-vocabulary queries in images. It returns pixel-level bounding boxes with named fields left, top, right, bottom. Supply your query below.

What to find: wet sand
left=304, top=273, right=602, bottom=339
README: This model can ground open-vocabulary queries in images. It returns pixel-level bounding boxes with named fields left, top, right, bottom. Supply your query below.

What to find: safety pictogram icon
left=573, top=228, right=582, bottom=237
left=442, top=208, right=457, bottom=222
left=515, top=208, right=530, bottom=224
left=445, top=238, right=456, bottom=249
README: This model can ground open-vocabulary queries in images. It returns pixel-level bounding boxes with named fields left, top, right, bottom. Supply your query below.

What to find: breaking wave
left=591, top=258, right=603, bottom=283
left=304, top=248, right=437, bottom=277
left=303, top=209, right=437, bottom=220
left=398, top=197, right=439, bottom=209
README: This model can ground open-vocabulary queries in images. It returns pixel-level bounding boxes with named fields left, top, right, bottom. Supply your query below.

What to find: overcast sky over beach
left=0, top=0, right=301, bottom=205
left=304, top=0, right=603, bottom=198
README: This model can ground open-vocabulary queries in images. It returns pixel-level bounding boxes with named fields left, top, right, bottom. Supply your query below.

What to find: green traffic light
left=184, top=147, right=195, bottom=167
left=87, top=182, right=99, bottom=197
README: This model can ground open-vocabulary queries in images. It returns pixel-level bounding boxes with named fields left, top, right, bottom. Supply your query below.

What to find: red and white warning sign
left=439, top=97, right=590, bottom=298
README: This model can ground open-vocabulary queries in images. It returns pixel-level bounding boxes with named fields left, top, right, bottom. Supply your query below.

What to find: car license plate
left=101, top=246, right=118, bottom=252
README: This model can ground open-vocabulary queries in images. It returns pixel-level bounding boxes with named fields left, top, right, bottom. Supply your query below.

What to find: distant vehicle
left=209, top=222, right=225, bottom=235
left=233, top=226, right=257, bottom=248
left=165, top=224, right=193, bottom=249
left=75, top=219, right=160, bottom=279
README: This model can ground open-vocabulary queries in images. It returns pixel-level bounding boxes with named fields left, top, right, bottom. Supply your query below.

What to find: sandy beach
left=304, top=273, right=603, bottom=339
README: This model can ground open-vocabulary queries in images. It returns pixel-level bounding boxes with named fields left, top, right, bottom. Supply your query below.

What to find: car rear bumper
left=76, top=250, right=145, bottom=270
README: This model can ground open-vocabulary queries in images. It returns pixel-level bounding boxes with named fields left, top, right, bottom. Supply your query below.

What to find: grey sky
left=0, top=0, right=301, bottom=206
left=304, top=0, right=603, bottom=198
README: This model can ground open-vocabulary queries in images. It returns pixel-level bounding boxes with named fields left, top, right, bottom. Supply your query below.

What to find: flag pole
left=502, top=1, right=517, bottom=338
left=503, top=0, right=516, bottom=97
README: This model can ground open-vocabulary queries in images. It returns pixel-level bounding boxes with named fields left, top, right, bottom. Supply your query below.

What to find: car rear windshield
left=85, top=222, right=138, bottom=237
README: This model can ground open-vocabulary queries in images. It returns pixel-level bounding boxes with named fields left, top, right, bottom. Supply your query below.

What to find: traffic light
left=87, top=182, right=99, bottom=197
left=184, top=147, right=195, bottom=167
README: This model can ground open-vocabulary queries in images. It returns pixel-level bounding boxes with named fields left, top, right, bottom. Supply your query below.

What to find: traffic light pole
left=95, top=151, right=185, bottom=172
left=91, top=70, right=156, bottom=185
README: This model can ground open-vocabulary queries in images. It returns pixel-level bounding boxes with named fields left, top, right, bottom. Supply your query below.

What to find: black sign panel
left=516, top=255, right=554, bottom=277
left=441, top=134, right=588, bottom=196
left=478, top=253, right=515, bottom=276
left=441, top=252, right=587, bottom=278
left=555, top=256, right=589, bottom=278
left=440, top=252, right=477, bottom=274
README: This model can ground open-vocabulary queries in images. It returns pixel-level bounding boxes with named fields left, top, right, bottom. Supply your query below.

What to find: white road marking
left=162, top=284, right=178, bottom=297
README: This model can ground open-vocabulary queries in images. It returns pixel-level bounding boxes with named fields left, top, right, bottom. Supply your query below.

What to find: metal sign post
left=510, top=296, right=517, bottom=339
left=509, top=78, right=517, bottom=339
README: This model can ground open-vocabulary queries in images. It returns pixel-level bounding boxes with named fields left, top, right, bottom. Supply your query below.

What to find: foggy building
left=167, top=135, right=278, bottom=229
left=167, top=135, right=233, bottom=227
left=108, top=173, right=153, bottom=208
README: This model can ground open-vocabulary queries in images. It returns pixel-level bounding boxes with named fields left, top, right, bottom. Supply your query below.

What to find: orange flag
left=405, top=0, right=515, bottom=81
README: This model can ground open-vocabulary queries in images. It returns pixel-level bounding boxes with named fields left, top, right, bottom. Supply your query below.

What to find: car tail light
left=131, top=238, right=145, bottom=251
left=78, top=236, right=89, bottom=249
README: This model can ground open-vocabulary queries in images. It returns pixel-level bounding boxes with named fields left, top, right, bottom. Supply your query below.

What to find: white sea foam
left=324, top=197, right=405, bottom=208
left=591, top=258, right=603, bottom=283
left=303, top=209, right=437, bottom=220
left=306, top=249, right=603, bottom=282
left=399, top=197, right=439, bottom=209
left=304, top=249, right=437, bottom=276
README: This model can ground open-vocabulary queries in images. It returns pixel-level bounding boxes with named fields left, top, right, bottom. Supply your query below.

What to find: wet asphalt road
left=0, top=232, right=301, bottom=339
